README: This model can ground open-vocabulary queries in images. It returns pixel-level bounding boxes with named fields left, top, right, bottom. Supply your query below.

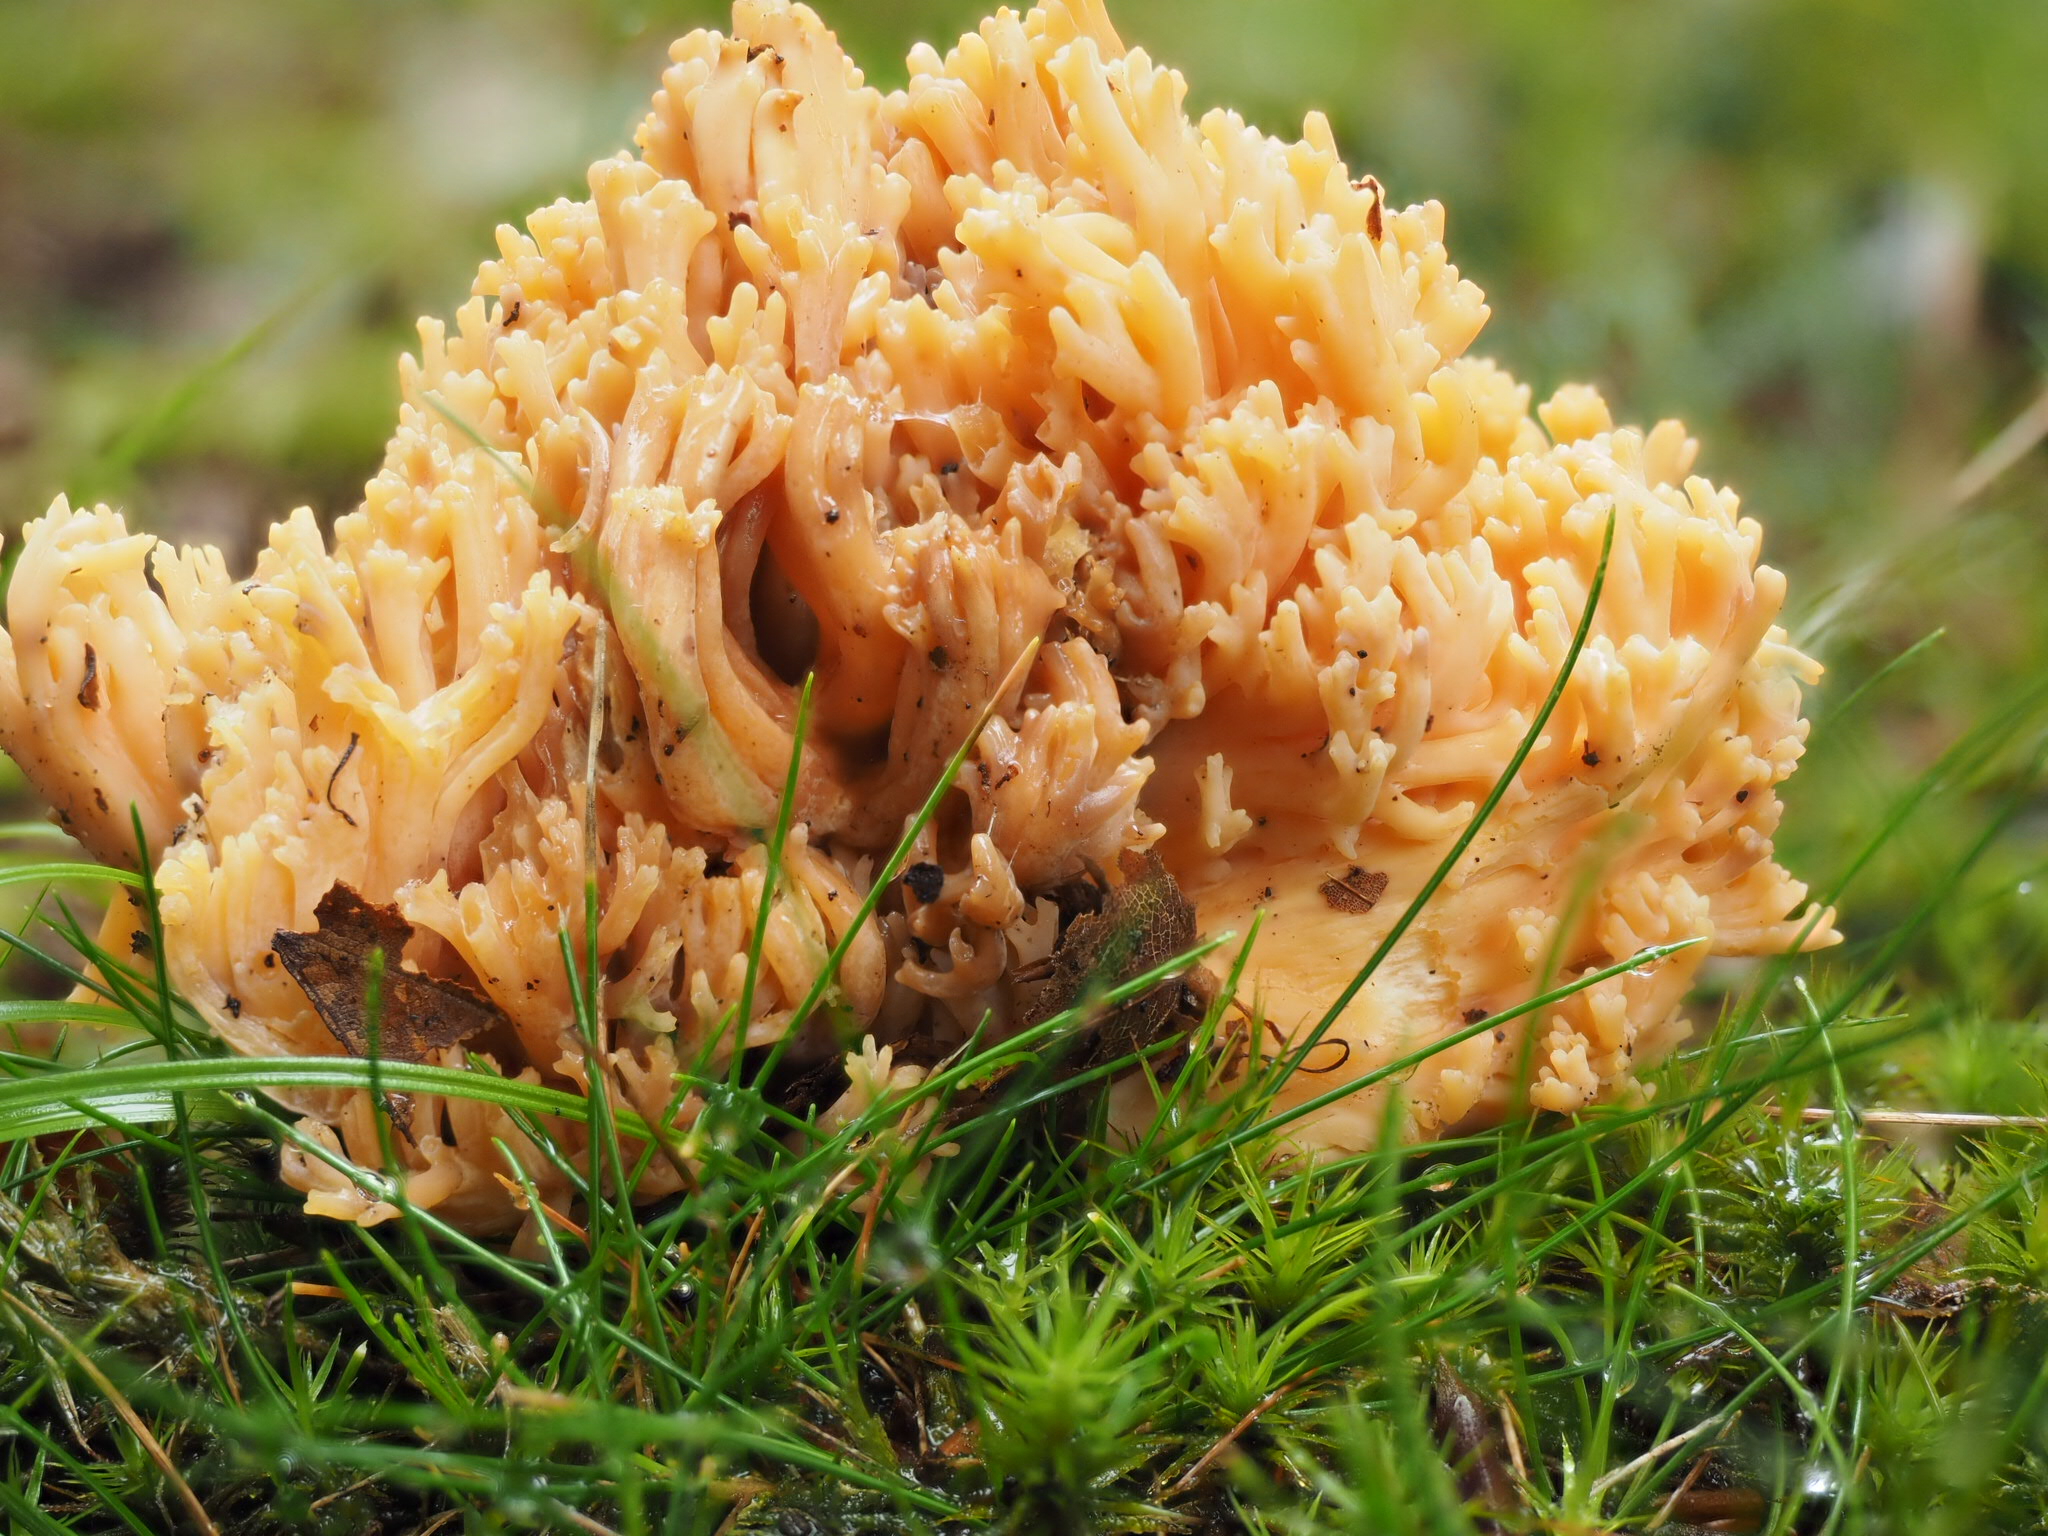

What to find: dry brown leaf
left=1318, top=866, right=1389, bottom=915
left=272, top=885, right=506, bottom=1063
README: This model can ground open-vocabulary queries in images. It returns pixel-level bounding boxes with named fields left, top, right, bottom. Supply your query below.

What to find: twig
left=549, top=1502, right=625, bottom=1536
left=1586, top=1409, right=1735, bottom=1500
left=1776, top=1106, right=2048, bottom=1130
left=308, top=1474, right=381, bottom=1513
left=490, top=1172, right=591, bottom=1242
left=1, top=1288, right=223, bottom=1536
left=1498, top=1399, right=1530, bottom=1484
left=724, top=1209, right=767, bottom=1307
left=853, top=1160, right=890, bottom=1282
left=215, top=1328, right=244, bottom=1409
left=1168, top=1372, right=1313, bottom=1496
left=859, top=1332, right=964, bottom=1372
left=711, top=1490, right=759, bottom=1536
left=1646, top=1447, right=1716, bottom=1532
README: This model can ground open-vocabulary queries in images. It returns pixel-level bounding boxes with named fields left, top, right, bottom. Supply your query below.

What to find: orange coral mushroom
left=0, top=0, right=1832, bottom=1229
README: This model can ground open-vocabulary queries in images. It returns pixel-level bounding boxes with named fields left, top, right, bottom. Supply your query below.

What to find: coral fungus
left=0, top=0, right=1832, bottom=1228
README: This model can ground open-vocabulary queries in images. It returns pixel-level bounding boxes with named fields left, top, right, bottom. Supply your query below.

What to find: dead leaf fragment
left=1022, top=849, right=1209, bottom=1073
left=1319, top=866, right=1389, bottom=915
left=272, top=885, right=506, bottom=1063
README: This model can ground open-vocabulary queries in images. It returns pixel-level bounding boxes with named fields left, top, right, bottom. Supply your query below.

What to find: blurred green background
left=3, top=0, right=2047, bottom=1029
